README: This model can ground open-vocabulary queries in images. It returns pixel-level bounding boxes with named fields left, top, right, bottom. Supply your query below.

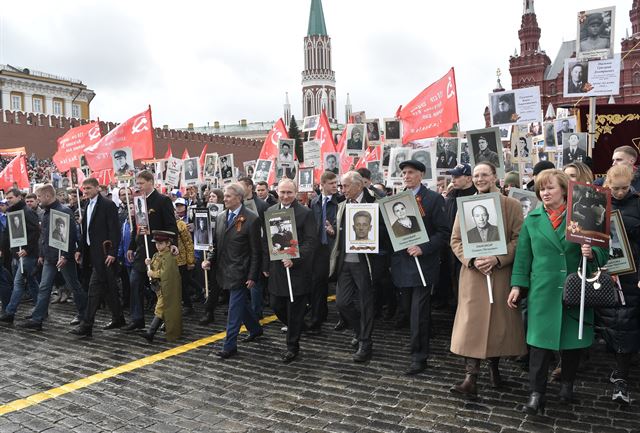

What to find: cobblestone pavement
left=0, top=298, right=638, bottom=433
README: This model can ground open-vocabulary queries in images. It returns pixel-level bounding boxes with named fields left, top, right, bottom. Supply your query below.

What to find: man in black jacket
left=256, top=181, right=278, bottom=206
left=125, top=170, right=178, bottom=330
left=21, top=185, right=86, bottom=330
left=0, top=189, right=40, bottom=324
left=70, top=178, right=125, bottom=337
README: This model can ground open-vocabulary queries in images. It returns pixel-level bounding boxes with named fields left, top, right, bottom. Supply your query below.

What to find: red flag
left=259, top=118, right=288, bottom=160
left=76, top=168, right=87, bottom=186
left=181, top=148, right=190, bottom=160
left=314, top=110, right=337, bottom=180
left=85, top=107, right=155, bottom=171
left=90, top=169, right=114, bottom=185
left=164, top=144, right=173, bottom=159
left=355, top=146, right=382, bottom=169
left=335, top=118, right=355, bottom=175
left=0, top=155, right=29, bottom=190
left=397, top=68, right=459, bottom=144
left=199, top=144, right=208, bottom=167
left=53, top=122, right=102, bottom=172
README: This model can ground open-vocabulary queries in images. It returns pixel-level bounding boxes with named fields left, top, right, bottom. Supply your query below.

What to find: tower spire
left=284, top=92, right=291, bottom=128
left=523, top=0, right=534, bottom=15
left=308, top=0, right=327, bottom=36
left=345, top=93, right=352, bottom=124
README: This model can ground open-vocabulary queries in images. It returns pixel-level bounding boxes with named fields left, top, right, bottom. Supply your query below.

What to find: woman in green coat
left=509, top=170, right=607, bottom=415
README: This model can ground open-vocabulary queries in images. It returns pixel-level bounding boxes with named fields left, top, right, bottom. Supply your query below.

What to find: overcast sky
left=0, top=0, right=631, bottom=131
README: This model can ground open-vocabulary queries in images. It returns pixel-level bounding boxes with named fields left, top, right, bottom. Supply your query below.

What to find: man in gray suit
left=466, top=205, right=499, bottom=243
left=203, top=183, right=263, bottom=359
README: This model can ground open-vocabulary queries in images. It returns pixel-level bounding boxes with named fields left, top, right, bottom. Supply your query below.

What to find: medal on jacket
left=415, top=195, right=426, bottom=217
left=235, top=215, right=246, bottom=233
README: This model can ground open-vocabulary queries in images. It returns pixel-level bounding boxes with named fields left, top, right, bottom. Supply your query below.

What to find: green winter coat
left=511, top=207, right=608, bottom=350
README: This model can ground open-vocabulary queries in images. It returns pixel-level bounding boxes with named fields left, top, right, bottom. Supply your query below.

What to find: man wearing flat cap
left=114, top=150, right=131, bottom=177
left=474, top=136, right=500, bottom=167
left=390, top=159, right=450, bottom=376
left=492, top=93, right=516, bottom=125
left=580, top=13, right=610, bottom=52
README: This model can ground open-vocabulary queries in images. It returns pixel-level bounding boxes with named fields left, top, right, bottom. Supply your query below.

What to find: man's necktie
left=321, top=197, right=328, bottom=245
left=226, top=211, right=235, bottom=228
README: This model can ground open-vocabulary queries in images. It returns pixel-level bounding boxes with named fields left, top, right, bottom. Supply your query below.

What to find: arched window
left=549, top=83, right=556, bottom=95
left=633, top=72, right=640, bottom=86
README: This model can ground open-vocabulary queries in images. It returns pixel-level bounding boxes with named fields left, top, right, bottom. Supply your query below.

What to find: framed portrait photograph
left=577, top=6, right=615, bottom=61
left=345, top=203, right=379, bottom=254
left=203, top=153, right=218, bottom=180
left=323, top=152, right=340, bottom=176
left=554, top=117, right=578, bottom=146
left=562, top=132, right=588, bottom=164
left=508, top=188, right=540, bottom=219
left=111, top=147, right=134, bottom=179
left=456, top=192, right=508, bottom=258
left=276, top=160, right=297, bottom=180
left=302, top=114, right=320, bottom=132
left=387, top=147, right=411, bottom=185
left=253, top=159, right=273, bottom=183
left=265, top=208, right=299, bottom=261
left=165, top=156, right=183, bottom=188
left=219, top=154, right=235, bottom=182
left=410, top=148, right=434, bottom=182
left=488, top=86, right=542, bottom=127
left=379, top=191, right=429, bottom=252
left=346, top=123, right=366, bottom=156
left=153, top=160, right=166, bottom=186
left=434, top=137, right=459, bottom=171
left=303, top=140, right=321, bottom=167
left=7, top=209, right=27, bottom=248
left=182, top=157, right=201, bottom=186
left=566, top=181, right=611, bottom=247
left=278, top=138, right=295, bottom=167
left=367, top=160, right=385, bottom=185
left=467, top=127, right=505, bottom=178
left=543, top=121, right=557, bottom=150
left=458, top=140, right=470, bottom=165
left=49, top=209, right=71, bottom=252
left=499, top=126, right=512, bottom=141
left=352, top=111, right=366, bottom=124
left=243, top=160, right=256, bottom=178
left=193, top=208, right=211, bottom=251
left=564, top=56, right=621, bottom=97
left=384, top=118, right=401, bottom=143
left=365, top=119, right=381, bottom=145
left=133, top=191, right=149, bottom=229
left=512, top=133, right=532, bottom=163
left=607, top=210, right=636, bottom=275
left=298, top=167, right=314, bottom=193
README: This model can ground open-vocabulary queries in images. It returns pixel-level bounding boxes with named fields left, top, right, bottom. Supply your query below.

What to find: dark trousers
left=223, top=287, right=261, bottom=352
left=129, top=268, right=147, bottom=322
left=373, top=255, right=394, bottom=316
left=403, top=285, right=432, bottom=363
left=84, top=265, right=123, bottom=327
left=178, top=266, right=194, bottom=308
left=336, top=261, right=374, bottom=344
left=270, top=293, right=308, bottom=353
left=529, top=346, right=581, bottom=393
left=309, top=244, right=331, bottom=328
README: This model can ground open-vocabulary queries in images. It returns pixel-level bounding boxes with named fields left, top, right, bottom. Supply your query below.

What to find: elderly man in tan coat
left=449, top=162, right=527, bottom=400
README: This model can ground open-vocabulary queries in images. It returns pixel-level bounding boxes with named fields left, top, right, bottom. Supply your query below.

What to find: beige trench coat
left=450, top=190, right=527, bottom=359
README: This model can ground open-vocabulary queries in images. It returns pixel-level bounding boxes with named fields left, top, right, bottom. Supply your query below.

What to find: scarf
left=545, top=204, right=566, bottom=230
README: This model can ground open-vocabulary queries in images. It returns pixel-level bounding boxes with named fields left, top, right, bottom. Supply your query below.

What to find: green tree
left=288, top=115, right=304, bottom=163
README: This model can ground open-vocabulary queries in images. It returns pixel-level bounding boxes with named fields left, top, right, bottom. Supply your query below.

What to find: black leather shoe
left=353, top=345, right=372, bottom=363
left=69, top=316, right=81, bottom=326
left=199, top=312, right=215, bottom=326
left=216, top=348, right=238, bottom=359
left=334, top=320, right=346, bottom=331
left=103, top=318, right=126, bottom=330
left=558, top=382, right=574, bottom=403
left=523, top=392, right=546, bottom=415
left=21, top=320, right=43, bottom=331
left=404, top=361, right=427, bottom=376
left=122, top=320, right=145, bottom=331
left=0, top=313, right=14, bottom=323
left=281, top=350, right=298, bottom=363
left=69, top=325, right=92, bottom=337
left=242, top=329, right=264, bottom=342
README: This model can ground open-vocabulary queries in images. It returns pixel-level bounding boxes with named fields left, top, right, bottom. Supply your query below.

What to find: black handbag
left=563, top=264, right=622, bottom=308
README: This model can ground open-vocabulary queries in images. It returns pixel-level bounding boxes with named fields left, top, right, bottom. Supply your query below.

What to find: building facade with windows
left=0, top=64, right=95, bottom=120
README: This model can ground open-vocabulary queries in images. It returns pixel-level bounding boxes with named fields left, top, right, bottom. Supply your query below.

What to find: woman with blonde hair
left=563, top=162, right=593, bottom=184
left=597, top=165, right=640, bottom=404
left=509, top=169, right=608, bottom=414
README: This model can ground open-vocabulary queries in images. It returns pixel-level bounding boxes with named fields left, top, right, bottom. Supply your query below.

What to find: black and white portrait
left=323, top=152, right=340, bottom=175
left=8, top=210, right=27, bottom=248
left=508, top=188, right=539, bottom=219
left=607, top=210, right=636, bottom=275
left=346, top=124, right=366, bottom=155
left=302, top=115, right=319, bottom=132
left=366, top=119, right=380, bottom=143
left=278, top=139, right=295, bottom=166
left=410, top=149, right=433, bottom=181
left=253, top=159, right=272, bottom=182
left=183, top=157, right=200, bottom=184
left=243, top=160, right=256, bottom=178
left=555, top=117, right=577, bottom=146
left=378, top=191, right=429, bottom=252
left=265, top=208, right=300, bottom=261
left=367, top=160, right=384, bottom=184
left=352, top=111, right=366, bottom=124
left=577, top=7, right=615, bottom=59
left=458, top=140, right=470, bottom=165
left=271, top=219, right=293, bottom=252
left=203, top=153, right=218, bottom=179
left=457, top=193, right=508, bottom=257
left=345, top=203, right=379, bottom=254
left=562, top=132, right=588, bottom=164
left=48, top=209, right=70, bottom=252
left=384, top=119, right=401, bottom=141
left=570, top=183, right=608, bottom=234
left=389, top=200, right=421, bottom=238
left=193, top=211, right=211, bottom=250
left=465, top=203, right=500, bottom=244
left=276, top=161, right=297, bottom=180
left=133, top=192, right=149, bottom=229
left=388, top=147, right=411, bottom=179
left=566, top=61, right=589, bottom=94
left=490, top=92, right=516, bottom=125
left=468, top=128, right=503, bottom=172
left=543, top=121, right=556, bottom=149
left=298, top=167, right=314, bottom=193
left=513, top=135, right=532, bottom=161
left=435, top=137, right=458, bottom=169
left=111, top=147, right=134, bottom=178
left=220, top=154, right=234, bottom=181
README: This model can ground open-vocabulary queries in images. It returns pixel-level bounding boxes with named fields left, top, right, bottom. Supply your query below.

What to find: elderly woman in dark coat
left=597, top=165, right=640, bottom=404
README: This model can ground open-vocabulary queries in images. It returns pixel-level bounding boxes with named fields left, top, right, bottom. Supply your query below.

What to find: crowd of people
left=0, top=144, right=638, bottom=416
